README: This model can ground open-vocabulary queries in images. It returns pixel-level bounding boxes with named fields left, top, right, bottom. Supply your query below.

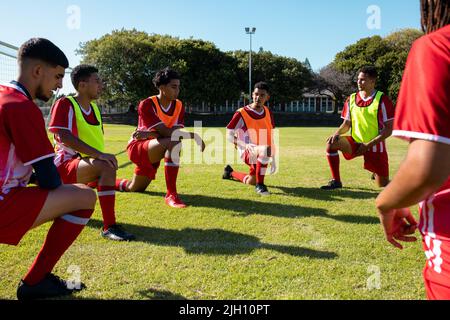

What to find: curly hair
left=152, top=67, right=180, bottom=88
left=421, top=0, right=450, bottom=33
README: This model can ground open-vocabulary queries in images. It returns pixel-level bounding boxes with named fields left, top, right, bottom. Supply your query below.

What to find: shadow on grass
left=271, top=185, right=380, bottom=202
left=88, top=220, right=337, bottom=259
left=137, top=288, right=187, bottom=300
left=137, top=190, right=379, bottom=225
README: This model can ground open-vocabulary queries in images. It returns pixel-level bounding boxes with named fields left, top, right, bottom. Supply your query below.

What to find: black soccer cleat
left=320, top=179, right=343, bottom=190
left=101, top=224, right=136, bottom=241
left=223, top=165, right=234, bottom=180
left=17, top=273, right=83, bottom=301
left=255, top=183, right=270, bottom=196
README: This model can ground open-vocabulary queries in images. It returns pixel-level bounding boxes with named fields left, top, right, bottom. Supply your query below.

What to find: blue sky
left=1, top=0, right=421, bottom=92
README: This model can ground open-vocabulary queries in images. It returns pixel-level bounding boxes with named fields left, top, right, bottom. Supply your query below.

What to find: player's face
left=160, top=79, right=180, bottom=101
left=252, top=88, right=269, bottom=107
left=357, top=72, right=376, bottom=92
left=36, top=65, right=65, bottom=102
left=84, top=73, right=103, bottom=100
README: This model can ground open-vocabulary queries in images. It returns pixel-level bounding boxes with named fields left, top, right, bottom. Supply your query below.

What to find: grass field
left=0, top=125, right=426, bottom=300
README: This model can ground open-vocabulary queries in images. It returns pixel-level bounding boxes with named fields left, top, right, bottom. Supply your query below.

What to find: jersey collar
left=8, top=81, right=33, bottom=100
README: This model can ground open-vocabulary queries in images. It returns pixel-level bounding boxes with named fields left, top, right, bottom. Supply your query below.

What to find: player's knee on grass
left=375, top=176, right=390, bottom=188
left=127, top=176, right=151, bottom=193
left=245, top=175, right=256, bottom=186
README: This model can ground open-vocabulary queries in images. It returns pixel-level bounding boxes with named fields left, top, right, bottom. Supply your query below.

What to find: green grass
left=0, top=125, right=425, bottom=300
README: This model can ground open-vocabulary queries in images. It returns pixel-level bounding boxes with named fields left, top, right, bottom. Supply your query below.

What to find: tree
left=332, top=29, right=423, bottom=103
left=230, top=50, right=313, bottom=105
left=77, top=29, right=241, bottom=110
left=312, top=64, right=355, bottom=114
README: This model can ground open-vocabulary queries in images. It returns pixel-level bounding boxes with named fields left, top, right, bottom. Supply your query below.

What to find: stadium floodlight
left=245, top=27, right=256, bottom=101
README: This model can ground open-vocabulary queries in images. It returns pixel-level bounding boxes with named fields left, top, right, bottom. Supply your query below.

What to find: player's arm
left=153, top=123, right=205, bottom=151
left=376, top=139, right=450, bottom=248
left=327, top=120, right=351, bottom=145
left=356, top=120, right=393, bottom=156
left=54, top=129, right=118, bottom=169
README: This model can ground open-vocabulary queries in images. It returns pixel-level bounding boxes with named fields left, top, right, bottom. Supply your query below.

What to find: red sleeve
left=226, top=112, right=243, bottom=129
left=5, top=101, right=54, bottom=165
left=48, top=98, right=74, bottom=133
left=379, top=95, right=395, bottom=123
left=341, top=98, right=350, bottom=121
left=394, top=31, right=450, bottom=144
left=138, top=99, right=163, bottom=130
left=176, top=103, right=185, bottom=127
left=268, top=108, right=275, bottom=129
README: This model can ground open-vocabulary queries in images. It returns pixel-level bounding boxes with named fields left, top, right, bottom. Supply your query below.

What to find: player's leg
left=365, top=146, right=390, bottom=188
left=17, top=184, right=96, bottom=300
left=374, top=174, right=390, bottom=188
left=127, top=139, right=165, bottom=192
left=31, top=184, right=96, bottom=228
left=226, top=149, right=256, bottom=185
left=77, top=158, right=135, bottom=241
left=161, top=138, right=186, bottom=208
left=254, top=145, right=270, bottom=196
left=321, top=136, right=354, bottom=190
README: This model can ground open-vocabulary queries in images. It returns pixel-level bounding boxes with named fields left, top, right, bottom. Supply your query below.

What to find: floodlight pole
left=245, top=27, right=256, bottom=103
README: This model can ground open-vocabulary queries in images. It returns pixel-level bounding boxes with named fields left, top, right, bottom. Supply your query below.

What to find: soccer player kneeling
left=223, top=82, right=277, bottom=196
left=0, top=38, right=97, bottom=300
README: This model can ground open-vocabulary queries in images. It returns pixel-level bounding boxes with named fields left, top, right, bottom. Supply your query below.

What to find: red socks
left=256, top=161, right=268, bottom=185
left=97, top=186, right=116, bottom=230
left=115, top=179, right=129, bottom=192
left=164, top=158, right=179, bottom=196
left=231, top=171, right=248, bottom=183
left=326, top=146, right=341, bottom=182
left=23, top=209, right=93, bottom=286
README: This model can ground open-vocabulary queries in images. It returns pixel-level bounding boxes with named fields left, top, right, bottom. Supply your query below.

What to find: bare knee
left=246, top=176, right=256, bottom=186
left=74, top=184, right=97, bottom=209
left=92, top=160, right=116, bottom=177
left=326, top=141, right=340, bottom=153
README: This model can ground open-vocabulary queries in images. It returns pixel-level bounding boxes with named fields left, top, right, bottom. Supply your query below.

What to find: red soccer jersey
left=341, top=91, right=395, bottom=130
left=0, top=83, right=55, bottom=195
left=136, top=97, right=185, bottom=131
left=128, top=97, right=185, bottom=145
left=48, top=97, right=101, bottom=166
left=393, top=25, right=450, bottom=285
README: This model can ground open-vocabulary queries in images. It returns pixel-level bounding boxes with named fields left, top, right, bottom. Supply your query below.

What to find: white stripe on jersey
left=23, top=153, right=55, bottom=166
left=393, top=130, right=450, bottom=145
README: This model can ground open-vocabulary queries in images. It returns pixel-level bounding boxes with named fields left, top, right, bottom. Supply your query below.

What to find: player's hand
left=269, top=159, right=277, bottom=175
left=97, top=153, right=118, bottom=170
left=133, top=130, right=151, bottom=141
left=327, top=134, right=340, bottom=145
left=355, top=143, right=370, bottom=156
left=378, top=208, right=418, bottom=250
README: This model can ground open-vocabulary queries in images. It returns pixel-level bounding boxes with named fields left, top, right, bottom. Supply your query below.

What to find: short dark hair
left=153, top=67, right=180, bottom=88
left=18, top=38, right=69, bottom=68
left=71, top=65, right=99, bottom=89
left=358, top=66, right=378, bottom=79
left=254, top=81, right=270, bottom=93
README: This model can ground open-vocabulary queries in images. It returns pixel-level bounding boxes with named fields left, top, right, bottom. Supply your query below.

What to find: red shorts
left=57, top=158, right=81, bottom=184
left=127, top=140, right=159, bottom=180
left=0, top=187, right=49, bottom=246
left=420, top=190, right=450, bottom=298
left=342, top=136, right=389, bottom=177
